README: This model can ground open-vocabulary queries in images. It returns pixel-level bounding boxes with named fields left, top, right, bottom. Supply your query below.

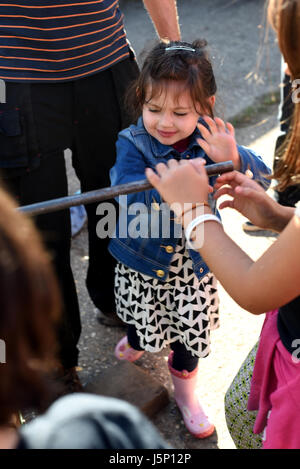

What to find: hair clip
left=165, top=45, right=196, bottom=52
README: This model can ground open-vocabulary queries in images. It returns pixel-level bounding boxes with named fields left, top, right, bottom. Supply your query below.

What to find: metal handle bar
left=19, top=161, right=234, bottom=216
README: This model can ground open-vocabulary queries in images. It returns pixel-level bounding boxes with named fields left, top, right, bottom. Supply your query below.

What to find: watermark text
left=0, top=339, right=6, bottom=363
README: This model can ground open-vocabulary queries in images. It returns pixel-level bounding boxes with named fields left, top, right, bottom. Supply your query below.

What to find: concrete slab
left=84, top=361, right=169, bottom=418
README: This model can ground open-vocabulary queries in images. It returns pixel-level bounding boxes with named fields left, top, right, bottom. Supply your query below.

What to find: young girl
left=145, top=1, right=300, bottom=448
left=108, top=40, right=270, bottom=439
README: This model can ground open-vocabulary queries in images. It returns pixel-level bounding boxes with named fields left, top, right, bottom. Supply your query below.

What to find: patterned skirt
left=114, top=238, right=220, bottom=358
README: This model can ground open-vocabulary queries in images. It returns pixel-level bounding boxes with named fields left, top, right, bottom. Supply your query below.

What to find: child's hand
left=146, top=159, right=212, bottom=220
left=197, top=117, right=241, bottom=170
left=214, top=171, right=281, bottom=231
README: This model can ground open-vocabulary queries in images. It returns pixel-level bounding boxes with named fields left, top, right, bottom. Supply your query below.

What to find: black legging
left=127, top=324, right=199, bottom=372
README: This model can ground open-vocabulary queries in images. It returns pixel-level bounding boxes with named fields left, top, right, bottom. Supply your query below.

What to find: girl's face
left=142, top=81, right=215, bottom=146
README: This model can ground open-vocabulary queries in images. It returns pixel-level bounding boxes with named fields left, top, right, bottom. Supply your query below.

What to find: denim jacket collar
left=134, top=116, right=205, bottom=158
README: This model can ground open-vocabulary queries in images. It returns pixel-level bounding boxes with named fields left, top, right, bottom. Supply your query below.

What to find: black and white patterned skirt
left=115, top=238, right=220, bottom=358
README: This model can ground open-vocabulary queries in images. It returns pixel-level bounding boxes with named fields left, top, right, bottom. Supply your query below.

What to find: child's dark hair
left=126, top=40, right=217, bottom=121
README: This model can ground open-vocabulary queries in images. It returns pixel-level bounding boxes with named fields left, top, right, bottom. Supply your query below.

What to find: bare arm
left=142, top=0, right=181, bottom=41
left=146, top=160, right=300, bottom=315
left=273, top=205, right=296, bottom=231
left=191, top=211, right=300, bottom=315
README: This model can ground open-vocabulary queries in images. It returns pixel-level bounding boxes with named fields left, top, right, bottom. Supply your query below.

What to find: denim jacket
left=108, top=117, right=271, bottom=281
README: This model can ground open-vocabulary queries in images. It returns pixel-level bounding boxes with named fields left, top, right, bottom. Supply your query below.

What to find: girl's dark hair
left=126, top=40, right=217, bottom=121
left=0, top=187, right=61, bottom=425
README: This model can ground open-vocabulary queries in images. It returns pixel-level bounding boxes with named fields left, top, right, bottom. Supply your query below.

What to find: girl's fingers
left=145, top=167, right=161, bottom=186
left=155, top=162, right=169, bottom=176
left=214, top=176, right=239, bottom=191
left=197, top=137, right=211, bottom=155
left=197, top=123, right=212, bottom=142
left=214, top=181, right=239, bottom=192
left=213, top=186, right=235, bottom=200
left=234, top=185, right=265, bottom=201
left=167, top=159, right=179, bottom=169
left=226, top=122, right=235, bottom=137
left=203, top=115, right=218, bottom=135
left=218, top=199, right=235, bottom=210
left=199, top=117, right=235, bottom=140
left=179, top=159, right=189, bottom=165
left=215, top=117, right=226, bottom=133
left=215, top=170, right=249, bottom=187
left=189, top=157, right=207, bottom=175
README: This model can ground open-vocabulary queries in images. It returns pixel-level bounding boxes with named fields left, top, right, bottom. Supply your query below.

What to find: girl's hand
left=146, top=158, right=212, bottom=218
left=197, top=117, right=241, bottom=170
left=214, top=171, right=284, bottom=231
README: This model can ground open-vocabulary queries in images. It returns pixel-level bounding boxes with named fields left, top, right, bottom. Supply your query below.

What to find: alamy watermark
left=95, top=197, right=207, bottom=248
left=0, top=339, right=6, bottom=363
left=291, top=339, right=300, bottom=364
left=0, top=79, right=6, bottom=103
left=291, top=79, right=300, bottom=104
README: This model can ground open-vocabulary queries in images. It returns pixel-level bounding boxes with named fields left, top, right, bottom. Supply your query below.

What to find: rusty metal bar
left=19, top=161, right=233, bottom=216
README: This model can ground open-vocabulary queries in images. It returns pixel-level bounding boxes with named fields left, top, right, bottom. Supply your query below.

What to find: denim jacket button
left=199, top=267, right=204, bottom=274
left=166, top=245, right=174, bottom=253
left=156, top=269, right=165, bottom=278
left=186, top=154, right=190, bottom=158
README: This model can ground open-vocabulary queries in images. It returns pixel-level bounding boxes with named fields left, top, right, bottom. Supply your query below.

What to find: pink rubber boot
left=114, top=336, right=144, bottom=362
left=168, top=352, right=215, bottom=439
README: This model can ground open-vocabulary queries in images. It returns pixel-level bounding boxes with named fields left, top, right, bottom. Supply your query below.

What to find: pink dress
left=248, top=309, right=300, bottom=449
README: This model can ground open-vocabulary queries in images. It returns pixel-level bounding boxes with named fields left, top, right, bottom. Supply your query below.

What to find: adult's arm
left=142, top=0, right=181, bottom=41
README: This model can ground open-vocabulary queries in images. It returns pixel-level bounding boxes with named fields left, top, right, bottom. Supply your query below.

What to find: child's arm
left=236, top=146, right=271, bottom=190
left=146, top=159, right=300, bottom=315
left=111, top=133, right=164, bottom=209
left=197, top=117, right=271, bottom=189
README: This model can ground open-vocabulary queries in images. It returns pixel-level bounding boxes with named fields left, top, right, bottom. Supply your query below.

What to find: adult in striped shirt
left=0, top=0, right=181, bottom=393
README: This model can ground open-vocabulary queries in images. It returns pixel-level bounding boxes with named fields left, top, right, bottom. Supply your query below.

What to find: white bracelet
left=295, top=206, right=300, bottom=219
left=185, top=214, right=223, bottom=250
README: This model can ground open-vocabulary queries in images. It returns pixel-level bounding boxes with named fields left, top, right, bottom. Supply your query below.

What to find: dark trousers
left=0, top=56, right=139, bottom=368
left=127, top=324, right=199, bottom=372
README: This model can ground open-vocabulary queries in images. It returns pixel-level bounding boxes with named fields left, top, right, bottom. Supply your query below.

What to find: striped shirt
left=0, top=0, right=130, bottom=82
